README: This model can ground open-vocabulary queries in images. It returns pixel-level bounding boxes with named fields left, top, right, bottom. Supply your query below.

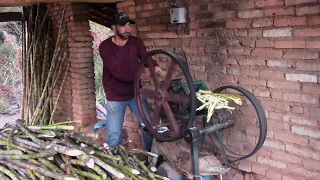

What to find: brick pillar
left=67, top=3, right=96, bottom=127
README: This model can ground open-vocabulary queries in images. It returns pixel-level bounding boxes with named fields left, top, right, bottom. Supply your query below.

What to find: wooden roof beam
left=0, top=0, right=124, bottom=7
left=0, top=12, right=23, bottom=22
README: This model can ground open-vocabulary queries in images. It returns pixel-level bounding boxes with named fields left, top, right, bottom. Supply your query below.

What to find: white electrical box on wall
left=170, top=8, right=186, bottom=23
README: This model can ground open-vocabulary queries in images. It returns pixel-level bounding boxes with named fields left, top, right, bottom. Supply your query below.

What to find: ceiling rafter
left=0, top=12, right=23, bottom=22
left=88, top=3, right=116, bottom=28
left=0, top=0, right=124, bottom=7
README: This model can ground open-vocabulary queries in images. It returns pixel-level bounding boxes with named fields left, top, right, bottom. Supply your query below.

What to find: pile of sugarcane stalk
left=21, top=3, right=70, bottom=126
left=196, top=90, right=242, bottom=122
left=0, top=119, right=168, bottom=180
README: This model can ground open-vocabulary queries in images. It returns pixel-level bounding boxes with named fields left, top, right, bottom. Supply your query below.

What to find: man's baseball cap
left=112, top=12, right=135, bottom=26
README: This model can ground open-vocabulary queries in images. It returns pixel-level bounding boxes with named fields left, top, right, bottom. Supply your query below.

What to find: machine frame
left=134, top=49, right=267, bottom=179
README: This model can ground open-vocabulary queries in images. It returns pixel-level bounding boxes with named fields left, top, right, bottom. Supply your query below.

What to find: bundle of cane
left=0, top=119, right=169, bottom=180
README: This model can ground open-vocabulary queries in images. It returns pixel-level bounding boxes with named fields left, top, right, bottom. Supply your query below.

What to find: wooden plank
left=0, top=12, right=23, bottom=22
left=0, top=0, right=125, bottom=7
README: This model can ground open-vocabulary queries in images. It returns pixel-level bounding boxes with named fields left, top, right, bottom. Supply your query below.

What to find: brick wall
left=128, top=0, right=320, bottom=179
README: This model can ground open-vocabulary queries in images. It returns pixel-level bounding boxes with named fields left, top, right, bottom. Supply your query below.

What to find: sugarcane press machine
left=134, top=50, right=267, bottom=180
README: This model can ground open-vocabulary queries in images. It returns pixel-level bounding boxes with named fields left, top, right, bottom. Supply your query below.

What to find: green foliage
left=0, top=43, right=16, bottom=58
left=0, top=42, right=22, bottom=87
left=2, top=22, right=22, bottom=42
left=89, top=21, right=113, bottom=105
left=0, top=99, right=9, bottom=113
left=94, top=54, right=104, bottom=102
left=0, top=31, right=3, bottom=43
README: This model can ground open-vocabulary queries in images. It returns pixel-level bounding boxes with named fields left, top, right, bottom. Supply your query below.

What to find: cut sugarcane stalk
left=9, top=160, right=77, bottom=180
left=28, top=125, right=74, bottom=131
left=0, top=149, right=56, bottom=160
left=196, top=89, right=242, bottom=122
left=0, top=164, right=20, bottom=180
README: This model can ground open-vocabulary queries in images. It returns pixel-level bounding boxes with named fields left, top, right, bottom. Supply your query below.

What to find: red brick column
left=67, top=3, right=96, bottom=127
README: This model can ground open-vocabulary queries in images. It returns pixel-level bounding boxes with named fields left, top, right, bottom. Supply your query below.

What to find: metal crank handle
left=200, top=120, right=234, bottom=135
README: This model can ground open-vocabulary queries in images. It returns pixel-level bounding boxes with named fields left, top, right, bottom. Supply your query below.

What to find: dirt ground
left=0, top=113, right=19, bottom=128
left=0, top=85, right=21, bottom=128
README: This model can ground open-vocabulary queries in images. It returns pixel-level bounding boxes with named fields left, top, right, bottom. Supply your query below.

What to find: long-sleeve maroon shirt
left=99, top=35, right=151, bottom=101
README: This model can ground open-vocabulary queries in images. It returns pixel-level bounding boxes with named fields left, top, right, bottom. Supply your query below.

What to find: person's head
left=111, top=12, right=135, bottom=40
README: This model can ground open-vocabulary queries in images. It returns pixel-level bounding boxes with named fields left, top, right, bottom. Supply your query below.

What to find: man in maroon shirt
left=99, top=12, right=161, bottom=151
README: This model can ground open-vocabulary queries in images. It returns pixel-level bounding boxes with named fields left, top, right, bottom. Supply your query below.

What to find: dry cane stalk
left=39, top=40, right=68, bottom=125
left=0, top=160, right=31, bottom=178
left=91, top=155, right=125, bottom=179
left=0, top=171, right=10, bottom=180
left=9, top=160, right=77, bottom=180
left=6, top=125, right=17, bottom=151
left=38, top=157, right=64, bottom=174
left=49, top=60, right=70, bottom=124
left=70, top=167, right=101, bottom=180
left=22, top=4, right=50, bottom=124
left=21, top=12, right=26, bottom=122
left=0, top=131, right=41, bottom=151
left=64, top=133, right=71, bottom=175
left=15, top=119, right=48, bottom=149
left=73, top=156, right=109, bottom=180
left=0, top=140, right=38, bottom=154
left=40, top=24, right=51, bottom=125
left=0, top=164, right=20, bottom=180
left=24, top=6, right=35, bottom=122
left=28, top=170, right=38, bottom=180
left=8, top=167, right=24, bottom=180
left=29, top=4, right=43, bottom=119
left=40, top=22, right=50, bottom=100
left=32, top=5, right=50, bottom=99
left=0, top=149, right=56, bottom=160
left=31, top=36, right=65, bottom=125
left=133, top=155, right=156, bottom=180
left=31, top=5, right=66, bottom=125
left=0, top=150, right=23, bottom=155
